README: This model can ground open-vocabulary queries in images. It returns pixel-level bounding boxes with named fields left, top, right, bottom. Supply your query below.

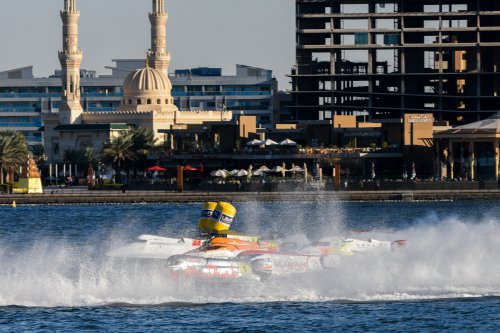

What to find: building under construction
left=292, top=0, right=500, bottom=125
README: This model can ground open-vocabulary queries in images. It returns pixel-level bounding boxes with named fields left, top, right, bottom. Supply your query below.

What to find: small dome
left=123, top=67, right=172, bottom=94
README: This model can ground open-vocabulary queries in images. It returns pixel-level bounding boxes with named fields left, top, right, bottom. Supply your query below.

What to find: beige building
left=434, top=112, right=500, bottom=181
left=43, top=0, right=231, bottom=163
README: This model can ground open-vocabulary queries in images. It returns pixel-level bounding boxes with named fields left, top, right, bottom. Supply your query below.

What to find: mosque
left=43, top=0, right=232, bottom=163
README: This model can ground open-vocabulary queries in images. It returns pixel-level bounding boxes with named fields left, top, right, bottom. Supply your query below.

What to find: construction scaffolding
left=291, top=0, right=500, bottom=125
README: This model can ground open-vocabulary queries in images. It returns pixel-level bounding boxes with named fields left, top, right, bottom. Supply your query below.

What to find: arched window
left=157, top=99, right=161, bottom=104
left=165, top=99, right=168, bottom=104
left=128, top=99, right=132, bottom=105
left=137, top=99, right=142, bottom=105
left=147, top=99, right=152, bottom=105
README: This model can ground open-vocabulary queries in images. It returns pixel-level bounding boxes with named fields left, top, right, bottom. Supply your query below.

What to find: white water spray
left=0, top=213, right=499, bottom=307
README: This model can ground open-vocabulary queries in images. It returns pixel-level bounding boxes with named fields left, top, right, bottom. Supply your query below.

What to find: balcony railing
left=0, top=107, right=42, bottom=113
left=0, top=122, right=42, bottom=127
left=172, top=91, right=272, bottom=97
left=0, top=92, right=122, bottom=98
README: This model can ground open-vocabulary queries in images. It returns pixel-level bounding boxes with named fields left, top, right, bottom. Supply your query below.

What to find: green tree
left=130, top=127, right=157, bottom=153
left=63, top=149, right=88, bottom=175
left=101, top=131, right=137, bottom=183
left=84, top=146, right=98, bottom=168
left=129, top=127, right=158, bottom=175
left=63, top=149, right=86, bottom=164
left=0, top=130, right=29, bottom=184
left=30, top=143, right=47, bottom=170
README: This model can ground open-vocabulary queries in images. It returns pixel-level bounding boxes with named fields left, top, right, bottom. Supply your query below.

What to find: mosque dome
left=123, top=67, right=171, bottom=93
left=121, top=67, right=174, bottom=108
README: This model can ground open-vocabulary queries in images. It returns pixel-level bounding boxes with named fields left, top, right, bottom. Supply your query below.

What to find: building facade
left=292, top=0, right=500, bottom=125
left=0, top=63, right=276, bottom=145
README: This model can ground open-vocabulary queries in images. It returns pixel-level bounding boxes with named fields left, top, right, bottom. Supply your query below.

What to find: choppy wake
left=0, top=215, right=499, bottom=307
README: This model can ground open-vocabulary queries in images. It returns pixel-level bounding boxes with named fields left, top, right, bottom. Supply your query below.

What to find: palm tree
left=101, top=131, right=137, bottom=183
left=129, top=127, right=158, bottom=176
left=0, top=130, right=29, bottom=185
left=63, top=149, right=87, bottom=169
left=130, top=127, right=158, bottom=153
left=30, top=143, right=47, bottom=170
left=84, top=147, right=98, bottom=167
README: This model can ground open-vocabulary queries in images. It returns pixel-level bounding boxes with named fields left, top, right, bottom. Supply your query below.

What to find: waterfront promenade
left=1, top=187, right=499, bottom=204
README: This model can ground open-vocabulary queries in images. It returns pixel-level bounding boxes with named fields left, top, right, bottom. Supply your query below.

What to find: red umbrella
left=147, top=166, right=166, bottom=171
left=183, top=165, right=198, bottom=171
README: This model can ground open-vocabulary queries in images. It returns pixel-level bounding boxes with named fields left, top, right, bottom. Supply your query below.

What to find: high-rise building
left=291, top=1, right=500, bottom=125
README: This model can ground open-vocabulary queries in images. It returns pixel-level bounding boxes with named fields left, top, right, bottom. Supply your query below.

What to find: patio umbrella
left=263, top=139, right=279, bottom=146
left=258, top=165, right=271, bottom=172
left=210, top=169, right=227, bottom=178
left=253, top=170, right=265, bottom=176
left=247, top=139, right=264, bottom=146
left=289, top=165, right=305, bottom=173
left=270, top=166, right=286, bottom=173
left=147, top=166, right=166, bottom=172
left=183, top=165, right=198, bottom=171
left=280, top=138, right=297, bottom=146
left=236, top=169, right=248, bottom=177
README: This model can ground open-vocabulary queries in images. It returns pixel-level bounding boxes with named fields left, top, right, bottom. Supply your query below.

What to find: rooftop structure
left=291, top=0, right=500, bottom=125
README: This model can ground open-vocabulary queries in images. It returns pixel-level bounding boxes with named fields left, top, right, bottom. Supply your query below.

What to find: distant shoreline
left=1, top=189, right=499, bottom=205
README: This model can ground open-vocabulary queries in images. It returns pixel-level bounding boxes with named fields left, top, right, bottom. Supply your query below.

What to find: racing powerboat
left=107, top=201, right=245, bottom=259
left=106, top=234, right=205, bottom=259
left=165, top=234, right=406, bottom=281
left=107, top=201, right=406, bottom=281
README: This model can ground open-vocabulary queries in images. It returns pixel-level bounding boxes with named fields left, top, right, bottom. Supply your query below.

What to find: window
left=128, top=99, right=132, bottom=105
left=137, top=99, right=142, bottom=105
left=157, top=99, right=161, bottom=104
left=187, top=86, right=203, bottom=92
left=147, top=99, right=152, bottom=105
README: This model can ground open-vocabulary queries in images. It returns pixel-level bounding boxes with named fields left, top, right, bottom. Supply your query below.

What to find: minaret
left=58, top=0, right=83, bottom=124
left=147, top=0, right=171, bottom=77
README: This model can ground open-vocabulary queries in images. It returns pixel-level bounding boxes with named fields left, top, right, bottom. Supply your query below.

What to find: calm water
left=0, top=200, right=499, bottom=332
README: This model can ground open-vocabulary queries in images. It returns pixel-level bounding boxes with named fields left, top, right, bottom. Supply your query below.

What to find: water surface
left=0, top=200, right=499, bottom=331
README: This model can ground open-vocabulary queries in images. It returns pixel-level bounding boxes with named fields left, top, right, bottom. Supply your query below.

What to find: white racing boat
left=107, top=201, right=406, bottom=280
left=107, top=234, right=205, bottom=259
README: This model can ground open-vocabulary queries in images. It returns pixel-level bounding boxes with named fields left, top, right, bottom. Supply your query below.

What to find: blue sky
left=0, top=0, right=295, bottom=89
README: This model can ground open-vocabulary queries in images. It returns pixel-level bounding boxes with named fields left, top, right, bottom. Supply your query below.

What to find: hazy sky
left=0, top=0, right=295, bottom=89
